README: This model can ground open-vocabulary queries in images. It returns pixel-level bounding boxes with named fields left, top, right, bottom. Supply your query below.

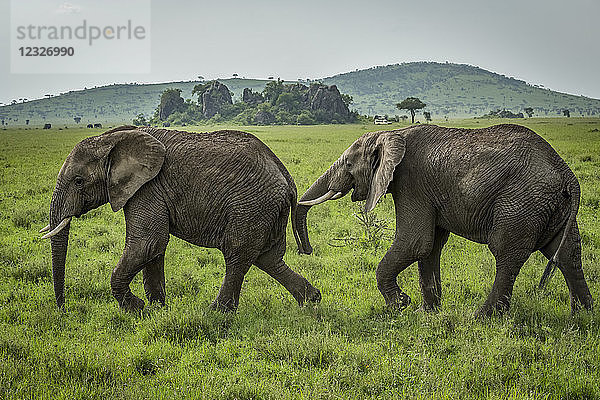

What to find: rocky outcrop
left=480, top=109, right=524, bottom=119
left=199, top=81, right=232, bottom=118
left=254, top=110, right=275, bottom=125
left=158, top=88, right=185, bottom=120
left=305, top=84, right=350, bottom=119
left=241, top=82, right=352, bottom=121
left=242, top=88, right=264, bottom=105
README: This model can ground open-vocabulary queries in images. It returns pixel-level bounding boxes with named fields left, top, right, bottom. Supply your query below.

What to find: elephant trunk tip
left=298, top=243, right=313, bottom=255
left=56, top=297, right=65, bottom=310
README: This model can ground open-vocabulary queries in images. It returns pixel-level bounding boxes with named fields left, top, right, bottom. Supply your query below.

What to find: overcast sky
left=1, top=0, right=599, bottom=104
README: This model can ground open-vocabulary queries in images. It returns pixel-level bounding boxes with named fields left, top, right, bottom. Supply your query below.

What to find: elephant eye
left=74, top=176, right=84, bottom=186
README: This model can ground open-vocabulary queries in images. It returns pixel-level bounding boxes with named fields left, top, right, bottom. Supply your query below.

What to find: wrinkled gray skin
left=46, top=125, right=321, bottom=312
left=296, top=124, right=593, bottom=317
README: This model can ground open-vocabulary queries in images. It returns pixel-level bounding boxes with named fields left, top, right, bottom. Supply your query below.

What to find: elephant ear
left=106, top=130, right=166, bottom=212
left=364, top=132, right=406, bottom=213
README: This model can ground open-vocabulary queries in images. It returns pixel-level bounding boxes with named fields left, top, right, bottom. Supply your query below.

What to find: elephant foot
left=417, top=303, right=440, bottom=313
left=474, top=302, right=509, bottom=319
left=385, top=292, right=411, bottom=311
left=296, top=281, right=321, bottom=306
left=146, top=293, right=166, bottom=307
left=120, top=292, right=145, bottom=313
left=209, top=299, right=237, bottom=313
left=570, top=293, right=593, bottom=314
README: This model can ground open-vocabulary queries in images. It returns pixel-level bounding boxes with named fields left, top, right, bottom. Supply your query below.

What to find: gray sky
left=1, top=0, right=599, bottom=104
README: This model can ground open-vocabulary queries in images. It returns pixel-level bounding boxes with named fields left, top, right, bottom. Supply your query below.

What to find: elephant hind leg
left=211, top=251, right=255, bottom=312
left=255, top=239, right=321, bottom=306
left=540, top=221, right=593, bottom=312
left=211, top=230, right=262, bottom=312
left=417, top=228, right=449, bottom=311
left=478, top=223, right=538, bottom=318
left=475, top=248, right=531, bottom=318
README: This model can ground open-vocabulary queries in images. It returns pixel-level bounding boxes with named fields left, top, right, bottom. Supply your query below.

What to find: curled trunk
left=295, top=162, right=338, bottom=255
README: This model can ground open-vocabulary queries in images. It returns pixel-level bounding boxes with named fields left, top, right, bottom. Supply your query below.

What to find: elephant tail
left=272, top=157, right=306, bottom=254
left=539, top=179, right=581, bottom=290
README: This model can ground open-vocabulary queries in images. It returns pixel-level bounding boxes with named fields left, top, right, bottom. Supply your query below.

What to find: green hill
left=0, top=78, right=270, bottom=126
left=323, top=62, right=600, bottom=118
left=2, top=62, right=599, bottom=126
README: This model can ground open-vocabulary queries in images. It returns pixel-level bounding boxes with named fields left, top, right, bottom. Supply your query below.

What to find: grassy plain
left=1, top=118, right=599, bottom=399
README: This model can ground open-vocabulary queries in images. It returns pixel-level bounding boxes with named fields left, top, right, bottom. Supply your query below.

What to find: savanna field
left=1, top=119, right=599, bottom=399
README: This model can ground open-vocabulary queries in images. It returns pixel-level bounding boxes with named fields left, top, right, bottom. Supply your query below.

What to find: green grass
left=1, top=118, right=599, bottom=399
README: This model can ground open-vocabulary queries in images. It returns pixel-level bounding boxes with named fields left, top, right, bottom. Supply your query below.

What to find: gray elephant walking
left=42, top=125, right=321, bottom=312
left=296, top=124, right=592, bottom=317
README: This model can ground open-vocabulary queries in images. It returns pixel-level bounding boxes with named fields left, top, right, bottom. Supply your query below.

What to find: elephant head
left=295, top=130, right=405, bottom=254
left=40, top=126, right=166, bottom=308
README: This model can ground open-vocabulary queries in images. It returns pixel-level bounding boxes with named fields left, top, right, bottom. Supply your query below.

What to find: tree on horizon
left=396, top=97, right=426, bottom=123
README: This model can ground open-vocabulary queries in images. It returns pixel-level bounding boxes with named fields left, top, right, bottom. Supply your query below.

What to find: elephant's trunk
left=295, top=204, right=313, bottom=254
left=295, top=161, right=340, bottom=255
left=48, top=189, right=71, bottom=309
left=50, top=226, right=70, bottom=309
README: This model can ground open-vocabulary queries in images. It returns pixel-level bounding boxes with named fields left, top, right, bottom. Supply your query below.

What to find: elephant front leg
left=376, top=247, right=417, bottom=310
left=143, top=254, right=166, bottom=306
left=111, top=238, right=169, bottom=313
left=111, top=256, right=147, bottom=313
left=112, top=194, right=170, bottom=312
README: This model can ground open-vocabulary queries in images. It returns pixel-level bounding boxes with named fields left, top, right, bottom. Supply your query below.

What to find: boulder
left=305, top=84, right=350, bottom=119
left=158, top=89, right=185, bottom=120
left=200, top=81, right=233, bottom=118
left=242, top=88, right=264, bottom=105
left=254, top=110, right=275, bottom=125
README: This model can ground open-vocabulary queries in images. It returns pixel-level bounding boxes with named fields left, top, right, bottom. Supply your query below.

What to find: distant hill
left=2, top=62, right=599, bottom=126
left=323, top=62, right=600, bottom=118
left=0, top=78, right=270, bottom=126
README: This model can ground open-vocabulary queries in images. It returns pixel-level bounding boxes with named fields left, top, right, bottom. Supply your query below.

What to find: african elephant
left=41, top=125, right=321, bottom=312
left=295, top=124, right=593, bottom=317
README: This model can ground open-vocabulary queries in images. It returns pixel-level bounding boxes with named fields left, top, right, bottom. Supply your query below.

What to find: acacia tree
left=396, top=97, right=426, bottom=123
left=524, top=107, right=534, bottom=118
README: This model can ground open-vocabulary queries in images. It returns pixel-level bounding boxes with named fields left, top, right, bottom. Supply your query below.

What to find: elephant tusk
left=41, top=217, right=72, bottom=239
left=330, top=191, right=344, bottom=200
left=39, top=224, right=51, bottom=233
left=298, top=190, right=340, bottom=206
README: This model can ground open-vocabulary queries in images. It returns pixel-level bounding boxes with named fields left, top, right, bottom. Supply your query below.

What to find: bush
left=297, top=111, right=316, bottom=125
